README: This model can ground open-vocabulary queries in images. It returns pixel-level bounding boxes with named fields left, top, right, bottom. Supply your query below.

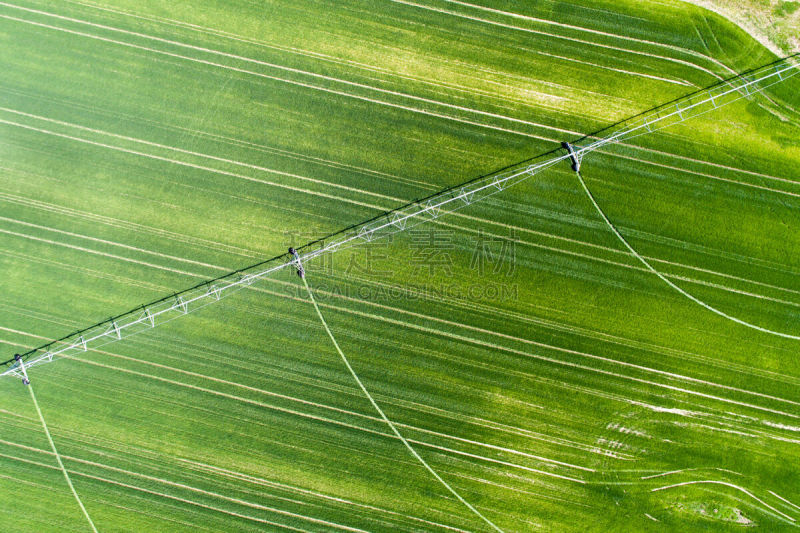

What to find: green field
left=1, top=0, right=799, bottom=531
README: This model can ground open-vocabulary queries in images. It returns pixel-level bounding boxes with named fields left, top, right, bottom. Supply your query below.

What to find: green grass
left=1, top=0, right=799, bottom=531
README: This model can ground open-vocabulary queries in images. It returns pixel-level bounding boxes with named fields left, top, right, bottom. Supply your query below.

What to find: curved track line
left=388, top=0, right=725, bottom=79
left=27, top=383, right=99, bottom=532
left=301, top=275, right=504, bottom=533
left=575, top=170, right=800, bottom=341
left=770, top=491, right=800, bottom=513
left=651, top=480, right=795, bottom=523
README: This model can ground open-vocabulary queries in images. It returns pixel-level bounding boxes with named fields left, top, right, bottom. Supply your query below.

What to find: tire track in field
left=6, top=105, right=798, bottom=277
left=0, top=452, right=318, bottom=531
left=4, top=0, right=797, bottom=195
left=7, top=330, right=792, bottom=516
left=650, top=480, right=796, bottom=523
left=3, top=209, right=798, bottom=421
left=62, top=1, right=577, bottom=119
left=0, top=4, right=572, bottom=139
left=0, top=117, right=385, bottom=210
left=64, top=0, right=700, bottom=91
left=0, top=8, right=694, bottom=157
left=0, top=416, right=488, bottom=532
left=13, top=267, right=798, bottom=426
left=92, top=498, right=219, bottom=532
left=4, top=210, right=798, bottom=445
left=0, top=107, right=401, bottom=204
left=272, top=309, right=800, bottom=444
left=0, top=227, right=202, bottom=278
left=58, top=376, right=584, bottom=508
left=288, top=299, right=800, bottom=420
left=152, top=451, right=476, bottom=531
left=52, top=424, right=456, bottom=532
left=533, top=50, right=696, bottom=86
left=0, top=438, right=540, bottom=531
left=2, top=6, right=796, bottom=203
left=0, top=472, right=219, bottom=532
left=0, top=247, right=166, bottom=293
left=0, top=22, right=534, bottom=142
left=0, top=333, right=776, bottom=494
left=0, top=216, right=223, bottom=271
left=53, top=350, right=591, bottom=484
left=576, top=169, right=800, bottom=341
left=5, top=166, right=795, bottom=316
left=74, top=0, right=795, bottom=124
left=608, top=151, right=800, bottom=200
left=0, top=434, right=272, bottom=531
left=619, top=144, right=800, bottom=189
left=129, top=324, right=607, bottom=455
left=301, top=275, right=506, bottom=532
left=3, top=237, right=744, bottom=420
left=7, top=197, right=790, bottom=368
left=440, top=0, right=735, bottom=72
left=157, top=299, right=640, bottom=450
left=1, top=35, right=794, bottom=205
left=0, top=438, right=382, bottom=532
left=25, top=381, right=98, bottom=533
left=0, top=190, right=261, bottom=258
left=2, top=332, right=607, bottom=481
left=2, top=405, right=484, bottom=533
left=0, top=88, right=433, bottom=193
left=14, top=0, right=787, bottom=150
left=387, top=0, right=727, bottom=79
left=325, top=272, right=800, bottom=386
left=770, top=491, right=800, bottom=514
left=96, top=338, right=594, bottom=472
left=3, top=109, right=797, bottom=308
left=163, top=123, right=429, bottom=190
left=258, top=277, right=800, bottom=409
left=3, top=401, right=595, bottom=510
left=4, top=201, right=798, bottom=421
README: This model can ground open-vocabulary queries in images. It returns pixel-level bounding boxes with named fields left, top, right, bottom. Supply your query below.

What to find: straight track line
left=27, top=383, right=99, bottom=532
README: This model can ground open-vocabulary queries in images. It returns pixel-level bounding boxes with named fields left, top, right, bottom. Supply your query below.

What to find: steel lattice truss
left=3, top=55, right=799, bottom=381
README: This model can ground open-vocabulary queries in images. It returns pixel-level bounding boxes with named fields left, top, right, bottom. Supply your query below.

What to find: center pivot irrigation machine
left=2, top=54, right=799, bottom=385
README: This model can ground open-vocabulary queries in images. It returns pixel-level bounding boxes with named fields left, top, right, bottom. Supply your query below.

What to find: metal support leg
left=289, top=247, right=305, bottom=278
left=561, top=142, right=581, bottom=172
left=14, top=355, right=30, bottom=385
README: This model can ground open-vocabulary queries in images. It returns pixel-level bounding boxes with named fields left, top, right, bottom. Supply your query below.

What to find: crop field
left=0, top=0, right=799, bottom=531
